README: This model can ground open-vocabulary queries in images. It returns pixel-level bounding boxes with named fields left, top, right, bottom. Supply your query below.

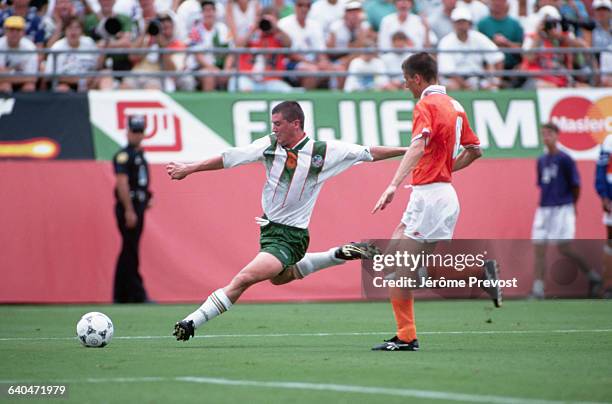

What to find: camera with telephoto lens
left=560, top=17, right=596, bottom=33
left=258, top=17, right=273, bottom=32
left=147, top=19, right=162, bottom=36
left=103, top=17, right=122, bottom=36
left=543, top=17, right=560, bottom=31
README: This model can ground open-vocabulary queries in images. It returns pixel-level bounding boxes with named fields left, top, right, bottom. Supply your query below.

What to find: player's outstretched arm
left=166, top=156, right=224, bottom=180
left=372, top=139, right=425, bottom=214
left=369, top=146, right=409, bottom=161
left=452, top=147, right=482, bottom=172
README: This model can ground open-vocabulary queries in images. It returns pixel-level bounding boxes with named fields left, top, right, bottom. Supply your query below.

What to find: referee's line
left=0, top=328, right=611, bottom=341
left=0, top=375, right=607, bottom=404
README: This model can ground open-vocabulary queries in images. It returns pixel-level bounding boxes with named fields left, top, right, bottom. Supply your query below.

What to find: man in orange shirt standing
left=371, top=52, right=502, bottom=351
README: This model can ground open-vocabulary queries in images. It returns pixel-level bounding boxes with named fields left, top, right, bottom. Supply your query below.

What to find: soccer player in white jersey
left=167, top=101, right=407, bottom=341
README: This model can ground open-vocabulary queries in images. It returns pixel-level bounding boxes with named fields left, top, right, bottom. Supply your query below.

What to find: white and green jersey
left=222, top=135, right=373, bottom=229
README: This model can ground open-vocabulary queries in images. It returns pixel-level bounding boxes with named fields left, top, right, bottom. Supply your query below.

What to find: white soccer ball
left=76, top=312, right=114, bottom=348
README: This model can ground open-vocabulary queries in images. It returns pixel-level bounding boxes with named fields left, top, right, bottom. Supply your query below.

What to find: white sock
left=532, top=279, right=544, bottom=296
left=295, top=248, right=345, bottom=278
left=184, top=288, right=232, bottom=328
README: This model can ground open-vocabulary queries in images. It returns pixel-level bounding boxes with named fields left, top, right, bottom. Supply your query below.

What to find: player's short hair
left=541, top=122, right=560, bottom=133
left=272, top=101, right=305, bottom=130
left=401, top=52, right=438, bottom=83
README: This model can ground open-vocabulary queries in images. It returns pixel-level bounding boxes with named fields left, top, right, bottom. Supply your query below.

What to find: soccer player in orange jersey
left=371, top=52, right=502, bottom=351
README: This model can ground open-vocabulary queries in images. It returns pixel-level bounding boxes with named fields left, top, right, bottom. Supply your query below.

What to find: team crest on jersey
left=312, top=155, right=324, bottom=168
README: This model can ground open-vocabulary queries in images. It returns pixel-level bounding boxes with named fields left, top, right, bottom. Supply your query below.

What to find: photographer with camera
left=521, top=5, right=587, bottom=88
left=123, top=12, right=187, bottom=90
left=229, top=6, right=293, bottom=92
left=84, top=0, right=133, bottom=88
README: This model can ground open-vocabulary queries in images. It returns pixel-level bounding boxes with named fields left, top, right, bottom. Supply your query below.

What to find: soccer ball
left=76, top=312, right=114, bottom=348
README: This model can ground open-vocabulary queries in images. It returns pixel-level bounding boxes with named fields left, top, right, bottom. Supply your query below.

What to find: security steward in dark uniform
left=112, top=115, right=152, bottom=303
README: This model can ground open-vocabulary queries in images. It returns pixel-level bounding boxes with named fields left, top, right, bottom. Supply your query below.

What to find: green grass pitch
left=1, top=300, right=611, bottom=403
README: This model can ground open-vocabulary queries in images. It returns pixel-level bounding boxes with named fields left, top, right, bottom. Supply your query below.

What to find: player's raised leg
left=173, top=252, right=284, bottom=341
left=269, top=242, right=381, bottom=285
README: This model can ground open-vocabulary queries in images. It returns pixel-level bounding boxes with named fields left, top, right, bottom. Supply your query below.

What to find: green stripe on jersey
left=298, top=141, right=327, bottom=200
left=263, top=134, right=278, bottom=172
left=274, top=150, right=298, bottom=206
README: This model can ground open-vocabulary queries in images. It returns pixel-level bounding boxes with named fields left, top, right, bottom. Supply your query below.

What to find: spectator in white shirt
left=327, top=0, right=375, bottom=87
left=378, top=0, right=437, bottom=52
left=310, top=0, right=346, bottom=37
left=176, top=0, right=202, bottom=41
left=226, top=0, right=260, bottom=45
left=344, top=38, right=389, bottom=91
left=187, top=0, right=233, bottom=91
left=45, top=16, right=103, bottom=91
left=438, top=7, right=504, bottom=90
left=381, top=31, right=412, bottom=89
left=0, top=16, right=38, bottom=92
left=279, top=0, right=342, bottom=89
left=429, top=0, right=457, bottom=40
left=414, top=0, right=442, bottom=14
left=456, top=0, right=488, bottom=23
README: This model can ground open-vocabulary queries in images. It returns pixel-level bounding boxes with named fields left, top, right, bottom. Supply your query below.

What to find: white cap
left=593, top=0, right=612, bottom=10
left=451, top=7, right=472, bottom=22
left=345, top=0, right=362, bottom=11
left=537, top=5, right=561, bottom=21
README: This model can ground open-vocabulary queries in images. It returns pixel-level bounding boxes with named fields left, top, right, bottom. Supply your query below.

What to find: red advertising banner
left=0, top=159, right=604, bottom=303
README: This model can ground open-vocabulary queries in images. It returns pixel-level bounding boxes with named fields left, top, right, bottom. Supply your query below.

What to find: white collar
left=420, top=84, right=447, bottom=100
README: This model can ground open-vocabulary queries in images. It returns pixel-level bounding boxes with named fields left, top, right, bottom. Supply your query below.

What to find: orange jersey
left=411, top=86, right=480, bottom=185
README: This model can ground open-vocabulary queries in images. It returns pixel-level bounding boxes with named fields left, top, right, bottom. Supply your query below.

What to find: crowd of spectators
left=0, top=0, right=609, bottom=92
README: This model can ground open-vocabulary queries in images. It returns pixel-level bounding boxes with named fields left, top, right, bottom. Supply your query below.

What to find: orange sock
left=391, top=293, right=417, bottom=342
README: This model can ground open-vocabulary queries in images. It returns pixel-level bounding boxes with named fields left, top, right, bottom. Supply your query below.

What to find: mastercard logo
left=549, top=96, right=612, bottom=151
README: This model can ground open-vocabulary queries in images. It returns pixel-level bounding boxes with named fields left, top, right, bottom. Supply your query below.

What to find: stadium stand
left=0, top=0, right=610, bottom=91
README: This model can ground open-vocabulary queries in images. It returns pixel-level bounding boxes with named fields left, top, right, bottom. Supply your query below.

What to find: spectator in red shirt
left=521, top=5, right=586, bottom=87
left=229, top=6, right=294, bottom=92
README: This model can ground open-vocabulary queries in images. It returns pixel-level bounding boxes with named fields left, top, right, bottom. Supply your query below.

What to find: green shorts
left=259, top=219, right=310, bottom=268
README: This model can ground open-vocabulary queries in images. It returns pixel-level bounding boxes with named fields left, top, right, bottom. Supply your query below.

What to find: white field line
left=0, top=376, right=608, bottom=404
left=0, top=329, right=611, bottom=342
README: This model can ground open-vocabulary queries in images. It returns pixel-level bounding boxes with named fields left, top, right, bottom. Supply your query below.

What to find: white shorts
left=401, top=182, right=460, bottom=242
left=531, top=204, right=575, bottom=243
left=604, top=211, right=612, bottom=226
